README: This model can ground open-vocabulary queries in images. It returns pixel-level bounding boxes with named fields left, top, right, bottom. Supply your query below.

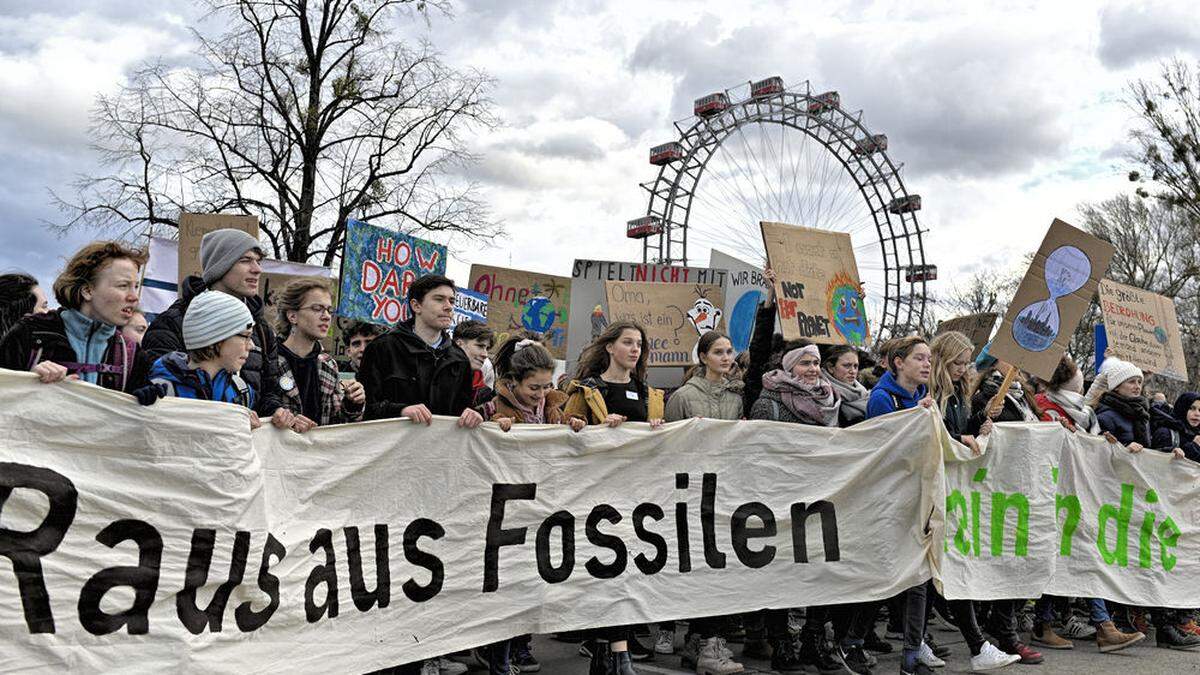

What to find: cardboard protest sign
left=936, top=313, right=998, bottom=359
left=177, top=212, right=259, bottom=283
left=336, top=218, right=447, bottom=325
left=604, top=281, right=725, bottom=367
left=1098, top=279, right=1189, bottom=381
left=569, top=260, right=727, bottom=386
left=452, top=287, right=489, bottom=332
left=710, top=249, right=770, bottom=353
left=469, top=264, right=571, bottom=358
left=760, top=221, right=869, bottom=346
left=989, top=219, right=1115, bottom=380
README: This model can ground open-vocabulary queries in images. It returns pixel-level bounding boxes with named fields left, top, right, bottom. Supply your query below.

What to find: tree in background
left=1126, top=59, right=1200, bottom=226
left=53, top=0, right=500, bottom=265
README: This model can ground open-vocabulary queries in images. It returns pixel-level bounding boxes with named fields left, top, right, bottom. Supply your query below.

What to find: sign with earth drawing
left=469, top=264, right=571, bottom=359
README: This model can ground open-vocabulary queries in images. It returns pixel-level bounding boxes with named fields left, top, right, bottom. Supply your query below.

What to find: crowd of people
left=1, top=231, right=1199, bottom=675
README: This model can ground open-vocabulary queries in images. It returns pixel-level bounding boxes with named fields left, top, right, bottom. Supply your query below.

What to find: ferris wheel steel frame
left=638, top=80, right=930, bottom=340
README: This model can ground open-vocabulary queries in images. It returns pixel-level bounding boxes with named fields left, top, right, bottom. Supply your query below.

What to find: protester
left=453, top=319, right=496, bottom=407
left=0, top=242, right=145, bottom=391
left=135, top=291, right=258, bottom=424
left=863, top=336, right=946, bottom=675
left=342, top=320, right=385, bottom=372
left=564, top=320, right=665, bottom=675
left=0, top=272, right=50, bottom=338
left=1152, top=392, right=1200, bottom=462
left=750, top=343, right=846, bottom=674
left=1035, top=354, right=1099, bottom=433
left=274, top=278, right=364, bottom=429
left=822, top=344, right=869, bottom=427
left=925, top=332, right=1021, bottom=671
left=140, top=228, right=293, bottom=428
left=660, top=331, right=745, bottom=675
left=121, top=307, right=149, bottom=345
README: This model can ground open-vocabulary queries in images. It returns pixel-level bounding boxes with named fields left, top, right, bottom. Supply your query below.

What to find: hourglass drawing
left=1011, top=245, right=1093, bottom=352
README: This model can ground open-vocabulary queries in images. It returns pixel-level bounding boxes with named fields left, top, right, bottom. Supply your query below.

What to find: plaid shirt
left=275, top=346, right=362, bottom=426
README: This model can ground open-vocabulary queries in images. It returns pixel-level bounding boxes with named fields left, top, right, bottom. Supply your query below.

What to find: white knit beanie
left=183, top=291, right=254, bottom=350
left=1104, top=357, right=1143, bottom=390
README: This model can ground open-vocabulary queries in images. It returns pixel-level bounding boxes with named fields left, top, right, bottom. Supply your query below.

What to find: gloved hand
left=133, top=383, right=167, bottom=406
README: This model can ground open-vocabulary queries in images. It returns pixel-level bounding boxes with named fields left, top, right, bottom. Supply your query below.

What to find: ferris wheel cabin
left=751, top=76, right=785, bottom=98
left=627, top=216, right=664, bottom=239
left=905, top=264, right=938, bottom=283
left=808, top=91, right=840, bottom=114
left=854, top=134, right=888, bottom=155
left=887, top=194, right=922, bottom=214
left=694, top=92, right=730, bottom=117
left=649, top=142, right=684, bottom=165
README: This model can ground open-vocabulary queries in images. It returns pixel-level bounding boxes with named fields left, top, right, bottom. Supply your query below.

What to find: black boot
left=611, top=650, right=638, bottom=675
left=589, top=641, right=613, bottom=675
left=770, top=637, right=806, bottom=674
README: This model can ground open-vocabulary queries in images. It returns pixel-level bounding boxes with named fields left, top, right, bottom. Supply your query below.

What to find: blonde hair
left=928, top=331, right=974, bottom=411
left=274, top=277, right=333, bottom=337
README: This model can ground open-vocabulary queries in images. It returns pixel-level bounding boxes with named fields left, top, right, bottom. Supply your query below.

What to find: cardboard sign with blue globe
left=469, top=264, right=571, bottom=359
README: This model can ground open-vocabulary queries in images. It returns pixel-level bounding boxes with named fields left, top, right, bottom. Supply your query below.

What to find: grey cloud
left=496, top=133, right=606, bottom=161
left=1098, top=2, right=1200, bottom=69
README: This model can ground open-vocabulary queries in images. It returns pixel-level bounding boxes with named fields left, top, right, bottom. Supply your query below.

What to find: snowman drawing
left=687, top=292, right=723, bottom=363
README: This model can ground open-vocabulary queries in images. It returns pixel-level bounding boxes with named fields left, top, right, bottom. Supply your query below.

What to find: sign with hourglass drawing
left=989, top=219, right=1115, bottom=380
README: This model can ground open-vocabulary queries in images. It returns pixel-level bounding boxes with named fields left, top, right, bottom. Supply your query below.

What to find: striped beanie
left=183, top=291, right=254, bottom=350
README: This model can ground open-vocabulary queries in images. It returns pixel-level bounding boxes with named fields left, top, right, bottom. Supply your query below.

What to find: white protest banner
left=0, top=370, right=937, bottom=673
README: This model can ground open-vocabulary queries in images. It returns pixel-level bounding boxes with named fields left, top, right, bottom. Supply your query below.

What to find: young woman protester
left=470, top=334, right=583, bottom=675
left=453, top=319, right=496, bottom=407
left=135, top=291, right=259, bottom=428
left=1029, top=353, right=1147, bottom=654
left=864, top=336, right=945, bottom=675
left=653, top=331, right=745, bottom=675
left=1092, top=359, right=1200, bottom=651
left=750, top=342, right=847, bottom=675
left=0, top=242, right=145, bottom=392
left=274, top=278, right=365, bottom=429
left=564, top=321, right=665, bottom=675
left=925, top=332, right=1020, bottom=672
left=0, top=272, right=50, bottom=338
left=964, top=351, right=1044, bottom=666
left=1152, top=392, right=1200, bottom=463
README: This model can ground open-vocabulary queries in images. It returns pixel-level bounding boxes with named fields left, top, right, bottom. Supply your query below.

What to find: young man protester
left=343, top=320, right=385, bottom=372
left=274, top=278, right=365, bottom=428
left=357, top=274, right=479, bottom=675
left=452, top=319, right=495, bottom=407
left=140, top=228, right=295, bottom=430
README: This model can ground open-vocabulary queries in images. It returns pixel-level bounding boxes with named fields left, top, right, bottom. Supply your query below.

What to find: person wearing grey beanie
left=201, top=229, right=265, bottom=289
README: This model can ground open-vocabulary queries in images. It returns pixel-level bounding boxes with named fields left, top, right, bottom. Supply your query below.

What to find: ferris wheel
left=627, top=77, right=933, bottom=343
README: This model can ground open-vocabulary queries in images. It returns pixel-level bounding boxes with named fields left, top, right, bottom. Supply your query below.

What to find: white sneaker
left=420, top=661, right=440, bottom=675
left=918, top=641, right=946, bottom=668
left=436, top=656, right=468, bottom=674
left=1059, top=614, right=1097, bottom=639
left=656, top=628, right=676, bottom=654
left=697, top=637, right=745, bottom=675
left=971, top=642, right=1021, bottom=671
left=715, top=637, right=735, bottom=660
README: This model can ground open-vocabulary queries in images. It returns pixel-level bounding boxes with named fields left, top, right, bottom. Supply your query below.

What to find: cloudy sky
left=1, top=0, right=1197, bottom=319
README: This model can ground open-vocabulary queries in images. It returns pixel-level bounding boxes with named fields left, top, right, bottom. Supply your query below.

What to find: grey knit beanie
left=200, top=229, right=263, bottom=285
left=183, top=291, right=255, bottom=350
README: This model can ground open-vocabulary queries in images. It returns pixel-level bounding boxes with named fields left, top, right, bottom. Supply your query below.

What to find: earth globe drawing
left=522, top=296, right=558, bottom=333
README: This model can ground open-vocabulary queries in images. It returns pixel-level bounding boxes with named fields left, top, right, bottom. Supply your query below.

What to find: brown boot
left=1032, top=623, right=1073, bottom=650
left=1096, top=620, right=1145, bottom=653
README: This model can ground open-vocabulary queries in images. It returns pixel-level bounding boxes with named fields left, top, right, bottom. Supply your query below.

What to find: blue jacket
left=866, top=370, right=928, bottom=419
left=1095, top=396, right=1151, bottom=447
left=147, top=352, right=256, bottom=409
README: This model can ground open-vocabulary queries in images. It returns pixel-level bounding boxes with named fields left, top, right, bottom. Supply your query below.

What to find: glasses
left=300, top=304, right=334, bottom=316
left=232, top=331, right=255, bottom=343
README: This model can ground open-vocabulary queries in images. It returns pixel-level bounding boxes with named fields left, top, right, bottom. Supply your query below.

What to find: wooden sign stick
left=986, top=364, right=1019, bottom=419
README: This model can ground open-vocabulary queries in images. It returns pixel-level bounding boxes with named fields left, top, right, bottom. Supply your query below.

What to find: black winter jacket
left=942, top=383, right=970, bottom=443
left=358, top=319, right=474, bottom=420
left=138, top=276, right=284, bottom=416
left=0, top=309, right=142, bottom=393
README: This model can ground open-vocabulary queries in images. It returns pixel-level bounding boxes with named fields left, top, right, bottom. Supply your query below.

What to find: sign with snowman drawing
left=604, top=281, right=725, bottom=367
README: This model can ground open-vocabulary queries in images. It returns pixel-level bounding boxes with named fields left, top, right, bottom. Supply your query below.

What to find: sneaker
left=655, top=629, right=676, bottom=655
left=696, top=636, right=745, bottom=675
left=863, top=630, right=893, bottom=654
left=1157, top=624, right=1200, bottom=650
left=1058, top=614, right=1096, bottom=640
left=917, top=642, right=945, bottom=668
left=716, top=638, right=735, bottom=660
left=741, top=638, right=772, bottom=660
left=1000, top=642, right=1043, bottom=665
left=612, top=650, right=638, bottom=675
left=579, top=641, right=594, bottom=659
left=512, top=643, right=540, bottom=672
left=813, top=641, right=852, bottom=674
left=923, top=634, right=951, bottom=659
left=970, top=643, right=1020, bottom=671
left=1181, top=620, right=1200, bottom=638
left=842, top=645, right=874, bottom=675
left=769, top=638, right=806, bottom=674
left=436, top=656, right=468, bottom=674
left=1095, top=620, right=1144, bottom=653
left=680, top=634, right=703, bottom=670
left=508, top=664, right=520, bottom=675
left=788, top=610, right=805, bottom=636
left=420, top=661, right=440, bottom=675
left=1016, top=610, right=1034, bottom=637
left=1031, top=624, right=1073, bottom=650
left=1129, top=609, right=1150, bottom=636
left=902, top=664, right=936, bottom=675
left=627, top=636, right=655, bottom=662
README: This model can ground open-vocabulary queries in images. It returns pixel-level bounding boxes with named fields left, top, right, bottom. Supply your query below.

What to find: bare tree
left=52, top=0, right=500, bottom=265
left=936, top=269, right=1022, bottom=318
left=1126, top=59, right=1200, bottom=225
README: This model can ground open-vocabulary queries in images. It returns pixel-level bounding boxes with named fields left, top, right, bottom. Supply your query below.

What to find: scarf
left=61, top=309, right=116, bottom=385
left=497, top=381, right=546, bottom=424
left=1045, top=389, right=1099, bottom=434
left=1100, top=391, right=1150, bottom=444
left=824, top=370, right=868, bottom=423
left=762, top=368, right=840, bottom=426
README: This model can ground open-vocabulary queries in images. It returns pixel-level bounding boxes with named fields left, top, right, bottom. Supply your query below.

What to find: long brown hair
left=970, top=362, right=1041, bottom=417
left=929, top=331, right=974, bottom=410
left=575, top=320, right=649, bottom=383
